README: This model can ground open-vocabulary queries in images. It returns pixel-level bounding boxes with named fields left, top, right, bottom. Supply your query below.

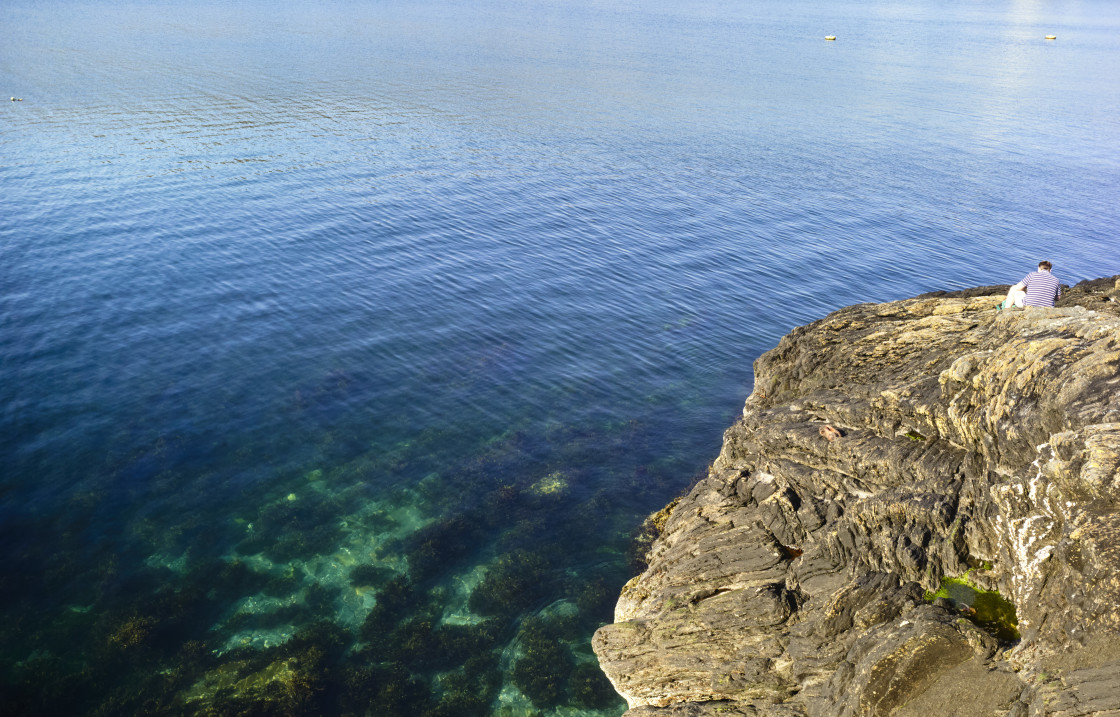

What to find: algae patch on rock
left=926, top=573, right=1020, bottom=642
left=528, top=471, right=570, bottom=497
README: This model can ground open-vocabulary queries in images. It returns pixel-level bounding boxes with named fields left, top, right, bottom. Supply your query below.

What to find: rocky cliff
left=593, top=276, right=1120, bottom=716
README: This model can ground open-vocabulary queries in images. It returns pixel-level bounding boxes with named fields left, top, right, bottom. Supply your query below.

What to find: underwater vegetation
left=511, top=616, right=575, bottom=708
left=1, top=556, right=614, bottom=716
left=569, top=661, right=622, bottom=710
left=925, top=571, right=1020, bottom=643
left=348, top=563, right=397, bottom=588
left=237, top=490, right=347, bottom=563
left=0, top=414, right=692, bottom=716
left=360, top=574, right=417, bottom=636
left=469, top=550, right=557, bottom=620
left=359, top=591, right=502, bottom=674
left=399, top=514, right=489, bottom=585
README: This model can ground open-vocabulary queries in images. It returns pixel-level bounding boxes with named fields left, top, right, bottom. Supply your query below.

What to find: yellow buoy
left=1045, top=35, right=1057, bottom=40
left=825, top=35, right=836, bottom=41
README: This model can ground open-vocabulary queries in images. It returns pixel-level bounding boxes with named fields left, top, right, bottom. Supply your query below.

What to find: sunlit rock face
left=594, top=277, right=1120, bottom=716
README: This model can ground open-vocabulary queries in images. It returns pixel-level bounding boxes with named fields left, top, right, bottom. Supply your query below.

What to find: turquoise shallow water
left=2, top=0, right=1119, bottom=714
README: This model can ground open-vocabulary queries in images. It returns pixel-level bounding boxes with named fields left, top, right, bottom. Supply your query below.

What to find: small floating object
left=10, top=97, right=23, bottom=101
left=825, top=35, right=836, bottom=41
left=1045, top=35, right=1057, bottom=40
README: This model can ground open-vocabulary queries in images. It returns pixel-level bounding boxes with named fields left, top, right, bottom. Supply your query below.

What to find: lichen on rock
left=594, top=276, right=1120, bottom=716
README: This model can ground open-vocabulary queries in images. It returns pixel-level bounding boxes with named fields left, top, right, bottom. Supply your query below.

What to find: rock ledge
left=594, top=277, right=1120, bottom=716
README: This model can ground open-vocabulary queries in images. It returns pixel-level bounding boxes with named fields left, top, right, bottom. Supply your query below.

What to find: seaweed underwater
left=0, top=406, right=691, bottom=716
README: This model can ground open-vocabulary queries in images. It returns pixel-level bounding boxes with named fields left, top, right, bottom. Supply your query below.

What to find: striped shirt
left=1021, top=270, right=1061, bottom=307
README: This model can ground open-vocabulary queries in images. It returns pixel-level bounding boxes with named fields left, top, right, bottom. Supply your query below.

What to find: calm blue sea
left=2, top=0, right=1118, bottom=713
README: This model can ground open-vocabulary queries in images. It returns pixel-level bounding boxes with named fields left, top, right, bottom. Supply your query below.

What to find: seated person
left=1000, top=260, right=1060, bottom=309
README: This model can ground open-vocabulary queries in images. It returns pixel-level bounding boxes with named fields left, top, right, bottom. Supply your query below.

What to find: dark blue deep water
left=2, top=0, right=1119, bottom=714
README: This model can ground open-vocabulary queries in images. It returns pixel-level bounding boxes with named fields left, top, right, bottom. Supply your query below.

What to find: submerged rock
left=594, top=276, right=1120, bottom=715
left=529, top=471, right=571, bottom=497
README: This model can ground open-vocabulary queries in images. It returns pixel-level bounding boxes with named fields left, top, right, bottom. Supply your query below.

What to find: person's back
left=1001, top=260, right=1060, bottom=309
left=1021, top=261, right=1061, bottom=307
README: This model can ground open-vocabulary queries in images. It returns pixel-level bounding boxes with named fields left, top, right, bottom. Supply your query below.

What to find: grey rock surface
left=594, top=277, right=1120, bottom=716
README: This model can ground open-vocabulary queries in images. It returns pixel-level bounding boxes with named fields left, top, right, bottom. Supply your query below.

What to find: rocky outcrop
left=594, top=277, right=1120, bottom=716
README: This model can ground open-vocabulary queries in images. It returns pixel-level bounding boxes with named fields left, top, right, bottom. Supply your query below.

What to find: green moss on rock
left=925, top=574, right=1019, bottom=642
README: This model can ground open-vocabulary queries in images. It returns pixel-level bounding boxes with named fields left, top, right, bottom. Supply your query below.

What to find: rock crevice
left=594, top=277, right=1120, bottom=716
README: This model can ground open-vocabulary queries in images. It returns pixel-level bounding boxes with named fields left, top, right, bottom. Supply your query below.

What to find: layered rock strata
left=594, top=276, right=1120, bottom=716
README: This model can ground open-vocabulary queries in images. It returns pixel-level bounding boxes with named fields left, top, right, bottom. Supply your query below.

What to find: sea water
left=2, top=0, right=1118, bottom=714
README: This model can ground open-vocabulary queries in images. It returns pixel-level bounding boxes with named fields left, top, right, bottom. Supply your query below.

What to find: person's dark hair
left=1039, top=260, right=1053, bottom=271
